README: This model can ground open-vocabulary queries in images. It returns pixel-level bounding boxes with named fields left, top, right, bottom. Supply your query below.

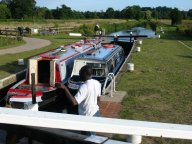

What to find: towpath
left=0, top=37, right=51, bottom=55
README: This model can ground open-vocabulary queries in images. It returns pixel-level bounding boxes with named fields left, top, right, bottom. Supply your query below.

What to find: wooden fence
left=38, top=26, right=74, bottom=35
left=0, top=29, right=19, bottom=37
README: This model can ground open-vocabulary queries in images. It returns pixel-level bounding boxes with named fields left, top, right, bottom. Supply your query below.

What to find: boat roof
left=31, top=39, right=101, bottom=62
left=76, top=44, right=122, bottom=62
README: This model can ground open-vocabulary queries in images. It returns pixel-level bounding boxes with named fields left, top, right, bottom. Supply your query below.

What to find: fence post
left=31, top=73, right=36, bottom=104
left=127, top=135, right=142, bottom=144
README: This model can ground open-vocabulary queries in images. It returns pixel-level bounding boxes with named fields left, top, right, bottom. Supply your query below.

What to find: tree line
left=0, top=0, right=192, bottom=25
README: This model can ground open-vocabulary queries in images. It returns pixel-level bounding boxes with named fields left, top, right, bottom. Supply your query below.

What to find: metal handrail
left=102, top=73, right=116, bottom=97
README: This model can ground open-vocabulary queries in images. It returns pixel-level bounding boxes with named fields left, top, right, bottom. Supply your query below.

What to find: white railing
left=102, top=73, right=116, bottom=97
left=0, top=107, right=192, bottom=144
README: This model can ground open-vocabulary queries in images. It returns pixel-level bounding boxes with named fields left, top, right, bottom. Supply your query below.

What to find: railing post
left=110, top=76, right=113, bottom=97
left=127, top=135, right=142, bottom=144
left=31, top=73, right=36, bottom=104
left=102, top=73, right=116, bottom=97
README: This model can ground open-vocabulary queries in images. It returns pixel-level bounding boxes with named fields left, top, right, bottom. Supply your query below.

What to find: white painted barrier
left=127, top=63, right=134, bottom=71
left=0, top=107, right=192, bottom=142
left=135, top=47, right=140, bottom=52
left=31, top=28, right=38, bottom=34
left=138, top=40, right=142, bottom=45
left=69, top=33, right=82, bottom=36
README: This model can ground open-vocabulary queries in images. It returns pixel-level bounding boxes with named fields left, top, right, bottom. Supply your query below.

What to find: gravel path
left=0, top=37, right=51, bottom=55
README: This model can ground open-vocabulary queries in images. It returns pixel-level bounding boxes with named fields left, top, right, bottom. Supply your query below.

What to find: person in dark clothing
left=94, top=24, right=101, bottom=35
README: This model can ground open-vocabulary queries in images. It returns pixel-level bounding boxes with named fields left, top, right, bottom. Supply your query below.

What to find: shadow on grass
left=159, top=31, right=192, bottom=41
left=0, top=61, right=26, bottom=79
left=177, top=55, right=192, bottom=59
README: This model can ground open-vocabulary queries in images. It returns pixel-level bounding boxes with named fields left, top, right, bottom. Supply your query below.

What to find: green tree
left=139, top=11, right=145, bottom=19
left=145, top=10, right=152, bottom=21
left=9, top=0, right=36, bottom=19
left=59, top=4, right=73, bottom=19
left=35, top=7, right=48, bottom=19
left=121, top=6, right=141, bottom=20
left=0, top=0, right=11, bottom=4
left=105, top=7, right=115, bottom=18
left=0, top=3, right=11, bottom=18
left=155, top=6, right=172, bottom=19
left=170, top=8, right=182, bottom=25
left=73, top=11, right=85, bottom=19
left=187, top=9, right=192, bottom=19
left=45, top=9, right=53, bottom=19
left=84, top=11, right=98, bottom=19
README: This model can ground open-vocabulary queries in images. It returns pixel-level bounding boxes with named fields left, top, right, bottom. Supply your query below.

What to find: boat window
left=114, top=49, right=124, bottom=67
left=107, top=60, right=113, bottom=73
left=114, top=52, right=121, bottom=66
left=119, top=49, right=124, bottom=56
left=87, top=63, right=106, bottom=76
left=60, top=62, right=66, bottom=82
left=66, top=64, right=73, bottom=80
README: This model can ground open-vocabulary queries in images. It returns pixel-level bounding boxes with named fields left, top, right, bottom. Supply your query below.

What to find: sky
left=36, top=0, right=192, bottom=12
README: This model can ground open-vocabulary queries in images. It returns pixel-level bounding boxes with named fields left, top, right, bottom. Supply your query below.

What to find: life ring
left=103, top=44, right=114, bottom=48
left=72, top=43, right=82, bottom=48
left=75, top=43, right=82, bottom=47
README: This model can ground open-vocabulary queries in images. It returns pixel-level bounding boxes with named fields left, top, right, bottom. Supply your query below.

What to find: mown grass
left=0, top=19, right=127, bottom=29
left=117, top=29, right=192, bottom=143
left=0, top=34, right=78, bottom=79
left=183, top=41, right=192, bottom=48
left=0, top=36, right=25, bottom=50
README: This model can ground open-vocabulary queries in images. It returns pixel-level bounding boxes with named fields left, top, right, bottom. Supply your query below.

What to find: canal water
left=110, top=27, right=156, bottom=42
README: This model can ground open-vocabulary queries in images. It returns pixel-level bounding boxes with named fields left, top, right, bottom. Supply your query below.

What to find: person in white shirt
left=55, top=65, right=101, bottom=117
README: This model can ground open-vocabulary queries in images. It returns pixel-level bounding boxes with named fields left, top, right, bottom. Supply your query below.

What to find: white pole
left=127, top=135, right=142, bottom=144
left=69, top=33, right=82, bottom=36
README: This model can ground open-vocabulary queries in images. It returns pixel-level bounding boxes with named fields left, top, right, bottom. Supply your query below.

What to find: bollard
left=127, top=135, right=142, bottom=144
left=138, top=40, right=142, bottom=45
left=127, top=63, right=134, bottom=72
left=135, top=46, right=141, bottom=52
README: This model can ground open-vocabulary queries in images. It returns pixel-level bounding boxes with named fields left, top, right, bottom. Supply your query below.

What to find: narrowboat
left=67, top=43, right=125, bottom=94
left=6, top=38, right=102, bottom=109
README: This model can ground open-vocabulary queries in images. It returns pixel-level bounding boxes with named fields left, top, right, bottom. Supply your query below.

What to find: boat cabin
left=68, top=43, right=125, bottom=91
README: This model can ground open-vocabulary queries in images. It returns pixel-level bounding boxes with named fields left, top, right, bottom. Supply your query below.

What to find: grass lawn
left=182, top=40, right=192, bottom=48
left=0, top=36, right=25, bottom=50
left=117, top=30, right=192, bottom=143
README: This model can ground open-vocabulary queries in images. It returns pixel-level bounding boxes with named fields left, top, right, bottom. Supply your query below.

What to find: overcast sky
left=36, top=0, right=192, bottom=11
